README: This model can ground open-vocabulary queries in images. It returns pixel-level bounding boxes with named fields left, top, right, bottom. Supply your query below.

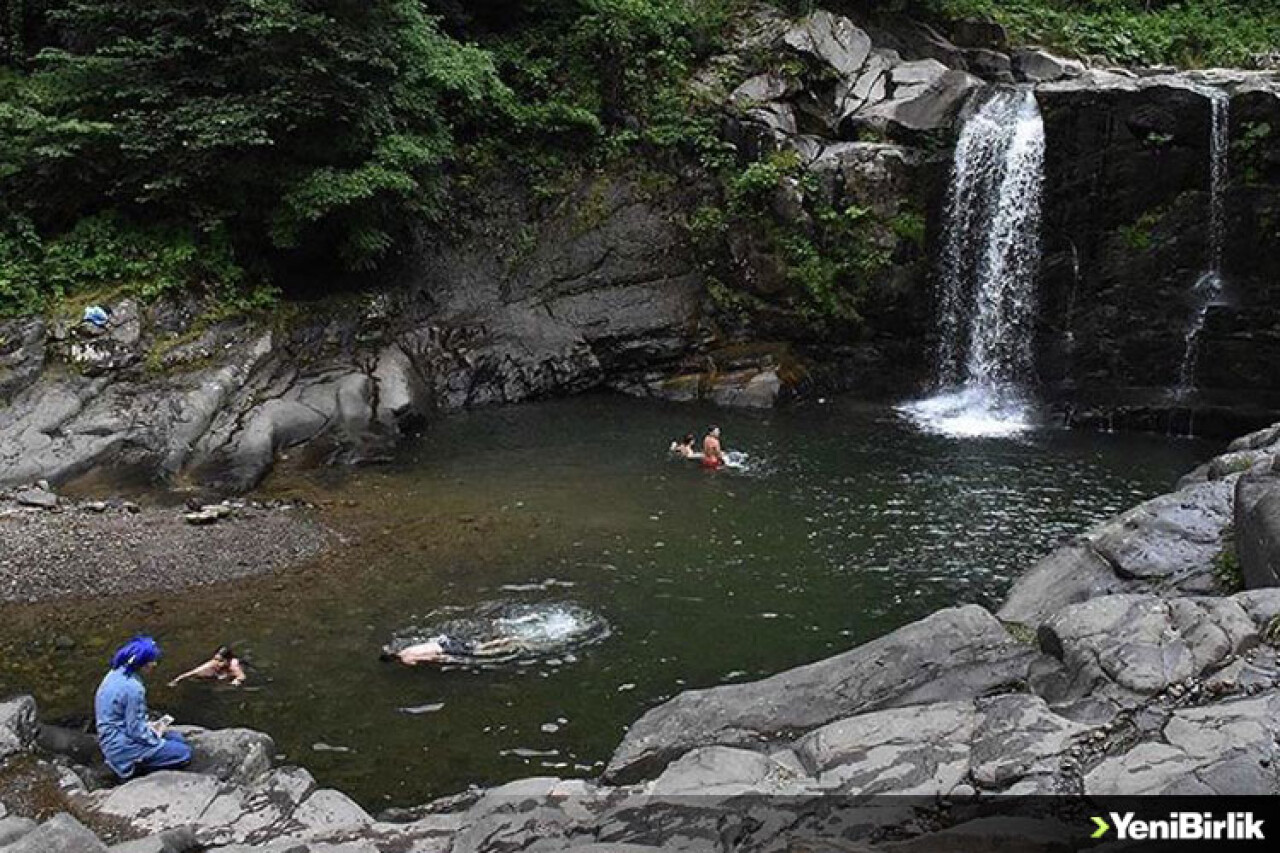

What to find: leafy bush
left=0, top=213, right=258, bottom=316
left=920, top=1, right=1280, bottom=68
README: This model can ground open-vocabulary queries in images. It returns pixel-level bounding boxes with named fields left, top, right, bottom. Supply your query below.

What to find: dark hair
left=682, top=433, right=694, bottom=443
left=215, top=645, right=235, bottom=660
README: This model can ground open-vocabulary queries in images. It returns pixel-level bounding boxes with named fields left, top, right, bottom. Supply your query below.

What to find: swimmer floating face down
left=380, top=635, right=520, bottom=666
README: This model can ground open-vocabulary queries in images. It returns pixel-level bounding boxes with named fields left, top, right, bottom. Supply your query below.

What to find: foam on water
left=389, top=601, right=610, bottom=664
left=898, top=386, right=1034, bottom=439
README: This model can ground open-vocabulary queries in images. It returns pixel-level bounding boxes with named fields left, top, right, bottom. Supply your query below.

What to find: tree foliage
left=1, top=0, right=508, bottom=313
left=2, top=0, right=1278, bottom=317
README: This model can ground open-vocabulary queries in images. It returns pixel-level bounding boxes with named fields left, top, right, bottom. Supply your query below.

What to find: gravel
left=0, top=496, right=331, bottom=604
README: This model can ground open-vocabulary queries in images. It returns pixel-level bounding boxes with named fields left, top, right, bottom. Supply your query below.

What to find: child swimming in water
left=668, top=433, right=702, bottom=461
left=380, top=635, right=519, bottom=665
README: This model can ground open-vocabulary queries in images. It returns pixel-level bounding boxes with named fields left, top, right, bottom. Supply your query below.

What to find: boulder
left=949, top=19, right=1009, bottom=51
left=36, top=724, right=100, bottom=766
left=779, top=10, right=872, bottom=79
left=1235, top=467, right=1280, bottom=588
left=998, top=544, right=1129, bottom=628
left=705, top=368, right=782, bottom=409
left=105, top=827, right=199, bottom=853
left=180, top=726, right=276, bottom=785
left=13, top=487, right=58, bottom=509
left=1031, top=594, right=1262, bottom=722
left=0, top=817, right=38, bottom=847
left=855, top=69, right=983, bottom=135
left=0, top=695, right=39, bottom=759
left=792, top=694, right=1084, bottom=796
left=1229, top=423, right=1280, bottom=453
left=93, top=772, right=223, bottom=836
left=728, top=73, right=793, bottom=108
left=1012, top=48, right=1084, bottom=84
left=649, top=746, right=806, bottom=797
left=1, top=813, right=108, bottom=853
left=287, top=789, right=374, bottom=840
left=1085, top=691, right=1280, bottom=794
left=603, top=605, right=1043, bottom=783
left=961, top=48, right=1014, bottom=82
left=0, top=318, right=47, bottom=401
left=999, top=477, right=1237, bottom=627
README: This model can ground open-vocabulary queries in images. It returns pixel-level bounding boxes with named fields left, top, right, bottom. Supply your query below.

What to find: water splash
left=387, top=601, right=610, bottom=666
left=902, top=88, right=1046, bottom=438
left=1174, top=88, right=1229, bottom=399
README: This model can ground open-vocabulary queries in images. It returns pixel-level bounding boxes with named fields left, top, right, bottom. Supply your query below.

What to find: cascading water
left=1175, top=88, right=1229, bottom=398
left=902, top=88, right=1046, bottom=438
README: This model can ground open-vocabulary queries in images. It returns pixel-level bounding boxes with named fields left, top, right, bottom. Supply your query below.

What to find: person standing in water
left=702, top=425, right=725, bottom=469
left=95, top=635, right=191, bottom=779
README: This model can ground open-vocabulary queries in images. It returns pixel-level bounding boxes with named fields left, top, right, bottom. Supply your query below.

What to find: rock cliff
left=4, top=5, right=1280, bottom=489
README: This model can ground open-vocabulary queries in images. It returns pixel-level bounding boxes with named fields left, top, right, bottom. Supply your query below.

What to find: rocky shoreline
left=2, top=420, right=1278, bottom=851
left=0, top=486, right=331, bottom=604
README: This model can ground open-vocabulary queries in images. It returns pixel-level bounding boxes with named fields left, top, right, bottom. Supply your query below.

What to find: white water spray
left=1175, top=89, right=1229, bottom=398
left=903, top=88, right=1046, bottom=438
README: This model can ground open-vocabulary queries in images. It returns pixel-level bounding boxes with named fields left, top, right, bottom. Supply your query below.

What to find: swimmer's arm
left=168, top=660, right=218, bottom=687
left=228, top=659, right=247, bottom=686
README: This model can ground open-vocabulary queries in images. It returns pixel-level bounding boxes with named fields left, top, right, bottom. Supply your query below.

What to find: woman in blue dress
left=94, top=635, right=191, bottom=779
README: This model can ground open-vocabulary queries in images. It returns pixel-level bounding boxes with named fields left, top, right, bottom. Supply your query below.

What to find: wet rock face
left=1236, top=466, right=1280, bottom=589
left=1034, top=74, right=1280, bottom=421
left=0, top=177, right=707, bottom=493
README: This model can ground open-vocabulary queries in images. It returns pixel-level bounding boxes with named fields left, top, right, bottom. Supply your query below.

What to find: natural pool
left=0, top=395, right=1214, bottom=809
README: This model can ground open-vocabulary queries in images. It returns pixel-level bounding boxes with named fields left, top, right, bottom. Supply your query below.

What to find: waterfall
left=1175, top=88, right=1229, bottom=398
left=902, top=88, right=1046, bottom=438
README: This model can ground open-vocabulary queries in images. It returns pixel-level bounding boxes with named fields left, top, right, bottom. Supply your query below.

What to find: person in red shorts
left=702, top=425, right=724, bottom=469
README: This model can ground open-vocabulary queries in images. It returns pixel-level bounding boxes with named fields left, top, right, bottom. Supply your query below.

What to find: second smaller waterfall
left=1175, top=88, right=1229, bottom=398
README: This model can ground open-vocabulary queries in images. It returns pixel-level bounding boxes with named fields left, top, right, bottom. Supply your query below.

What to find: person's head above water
left=215, top=645, right=235, bottom=661
left=110, top=635, right=161, bottom=674
left=708, top=425, right=720, bottom=437
left=682, top=433, right=694, bottom=444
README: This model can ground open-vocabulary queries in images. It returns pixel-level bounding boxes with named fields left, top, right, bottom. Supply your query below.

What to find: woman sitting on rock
left=95, top=635, right=191, bottom=779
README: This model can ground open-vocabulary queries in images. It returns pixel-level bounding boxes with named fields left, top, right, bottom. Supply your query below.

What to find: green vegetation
left=690, top=149, right=902, bottom=325
left=1117, top=208, right=1164, bottom=251
left=919, top=1, right=1280, bottom=68
left=1213, top=526, right=1243, bottom=593
left=3, top=1, right=1278, bottom=319
left=1233, top=120, right=1274, bottom=184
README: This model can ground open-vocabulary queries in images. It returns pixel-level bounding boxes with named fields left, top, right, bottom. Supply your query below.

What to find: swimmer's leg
left=473, top=637, right=519, bottom=657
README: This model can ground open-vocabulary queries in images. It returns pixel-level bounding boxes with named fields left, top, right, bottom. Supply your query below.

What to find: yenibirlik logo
left=1092, top=812, right=1266, bottom=841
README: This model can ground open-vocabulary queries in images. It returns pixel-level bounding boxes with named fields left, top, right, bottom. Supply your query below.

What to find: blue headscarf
left=110, top=635, right=161, bottom=674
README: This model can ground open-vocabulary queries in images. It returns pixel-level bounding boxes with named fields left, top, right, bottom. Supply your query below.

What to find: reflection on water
left=0, top=396, right=1214, bottom=808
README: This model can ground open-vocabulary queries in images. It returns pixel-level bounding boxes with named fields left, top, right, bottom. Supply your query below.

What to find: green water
left=0, top=396, right=1213, bottom=809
